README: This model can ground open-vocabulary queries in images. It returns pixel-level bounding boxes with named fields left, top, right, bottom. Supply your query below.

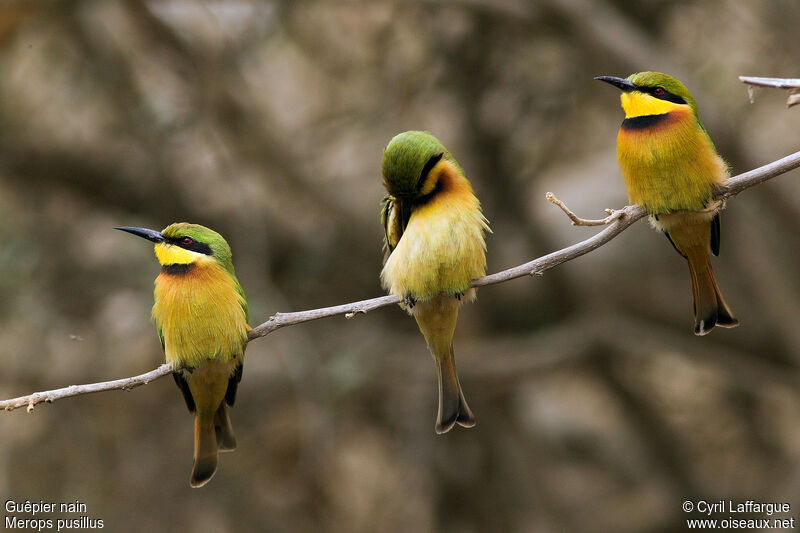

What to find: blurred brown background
left=1, top=1, right=799, bottom=531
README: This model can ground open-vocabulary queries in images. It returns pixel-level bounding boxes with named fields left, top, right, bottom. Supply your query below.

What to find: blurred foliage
left=1, top=0, right=799, bottom=531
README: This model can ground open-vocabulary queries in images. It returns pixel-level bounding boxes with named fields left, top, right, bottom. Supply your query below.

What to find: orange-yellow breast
left=153, top=263, right=248, bottom=369
left=381, top=162, right=489, bottom=301
left=616, top=106, right=727, bottom=214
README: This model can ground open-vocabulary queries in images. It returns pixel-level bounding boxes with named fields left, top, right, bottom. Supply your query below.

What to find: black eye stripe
left=169, top=236, right=212, bottom=255
left=643, top=86, right=687, bottom=105
left=416, top=153, right=444, bottom=190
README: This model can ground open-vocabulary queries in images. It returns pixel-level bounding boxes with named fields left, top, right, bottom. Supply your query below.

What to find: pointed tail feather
left=687, top=253, right=738, bottom=336
left=413, top=297, right=476, bottom=434
left=214, top=403, right=237, bottom=452
left=435, top=349, right=475, bottom=434
left=190, top=416, right=218, bottom=488
left=711, top=269, right=738, bottom=329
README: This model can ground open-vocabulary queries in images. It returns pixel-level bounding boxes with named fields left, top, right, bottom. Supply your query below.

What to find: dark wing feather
left=163, top=324, right=197, bottom=412
left=225, top=361, right=244, bottom=406
left=172, top=371, right=195, bottom=412
left=710, top=213, right=720, bottom=256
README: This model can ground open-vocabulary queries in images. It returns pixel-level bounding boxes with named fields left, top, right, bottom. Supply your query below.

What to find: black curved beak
left=595, top=76, right=637, bottom=92
left=115, top=226, right=166, bottom=243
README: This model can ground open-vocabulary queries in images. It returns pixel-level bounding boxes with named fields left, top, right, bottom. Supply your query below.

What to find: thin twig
left=476, top=202, right=646, bottom=284
left=247, top=295, right=401, bottom=339
left=740, top=76, right=800, bottom=108
left=545, top=191, right=625, bottom=226
left=739, top=76, right=800, bottom=90
left=3, top=149, right=800, bottom=412
left=1, top=364, right=173, bottom=412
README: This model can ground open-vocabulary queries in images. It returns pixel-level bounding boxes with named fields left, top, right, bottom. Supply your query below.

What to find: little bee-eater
left=380, top=131, right=490, bottom=433
left=117, top=223, right=249, bottom=487
left=596, top=72, right=738, bottom=335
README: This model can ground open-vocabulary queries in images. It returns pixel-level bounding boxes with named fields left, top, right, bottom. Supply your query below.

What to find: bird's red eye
left=653, top=87, right=665, bottom=96
left=182, top=237, right=193, bottom=245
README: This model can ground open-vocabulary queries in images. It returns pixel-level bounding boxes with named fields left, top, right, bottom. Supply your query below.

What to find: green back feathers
left=381, top=131, right=459, bottom=197
left=627, top=71, right=700, bottom=118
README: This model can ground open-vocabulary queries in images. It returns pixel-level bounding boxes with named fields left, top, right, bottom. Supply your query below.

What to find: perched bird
left=117, top=223, right=249, bottom=487
left=596, top=71, right=738, bottom=335
left=380, top=131, right=490, bottom=433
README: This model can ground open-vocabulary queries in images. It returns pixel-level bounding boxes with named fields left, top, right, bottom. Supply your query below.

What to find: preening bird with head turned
left=380, top=130, right=489, bottom=433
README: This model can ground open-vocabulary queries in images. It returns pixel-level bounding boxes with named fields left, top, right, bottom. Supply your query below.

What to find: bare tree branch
left=247, top=295, right=401, bottom=339
left=1, top=364, right=173, bottom=412
left=3, top=149, right=800, bottom=412
left=740, top=76, right=800, bottom=107
left=740, top=76, right=800, bottom=90
left=720, top=149, right=800, bottom=195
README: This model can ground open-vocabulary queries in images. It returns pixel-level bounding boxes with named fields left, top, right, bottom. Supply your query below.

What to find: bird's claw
left=404, top=294, right=416, bottom=308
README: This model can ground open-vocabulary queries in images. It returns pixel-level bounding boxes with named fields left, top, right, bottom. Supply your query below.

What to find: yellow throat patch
left=417, top=160, right=447, bottom=197
left=155, top=242, right=212, bottom=266
left=621, top=91, right=683, bottom=118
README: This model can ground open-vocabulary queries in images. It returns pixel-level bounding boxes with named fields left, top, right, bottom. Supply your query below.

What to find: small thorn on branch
left=345, top=309, right=366, bottom=319
left=546, top=192, right=624, bottom=226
